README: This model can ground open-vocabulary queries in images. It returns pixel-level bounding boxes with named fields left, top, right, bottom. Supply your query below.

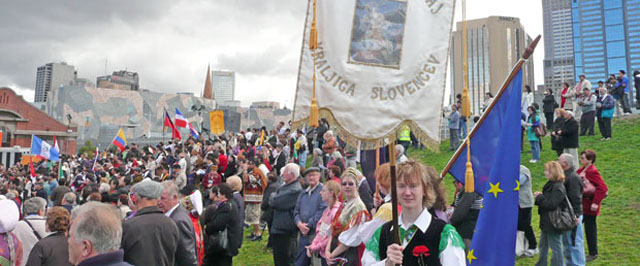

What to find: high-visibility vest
left=398, top=126, right=411, bottom=142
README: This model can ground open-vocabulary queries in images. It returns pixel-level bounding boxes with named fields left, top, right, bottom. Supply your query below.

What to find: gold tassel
left=465, top=161, right=474, bottom=192
left=308, top=0, right=319, bottom=127
left=309, top=77, right=319, bottom=127
left=309, top=0, right=318, bottom=50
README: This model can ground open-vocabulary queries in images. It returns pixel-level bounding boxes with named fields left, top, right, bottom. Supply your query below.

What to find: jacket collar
left=135, top=206, right=163, bottom=216
left=77, top=250, right=126, bottom=266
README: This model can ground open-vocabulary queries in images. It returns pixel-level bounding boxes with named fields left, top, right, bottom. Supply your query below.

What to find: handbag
left=208, top=228, right=229, bottom=253
left=549, top=194, right=579, bottom=231
left=534, top=124, right=547, bottom=137
left=582, top=176, right=596, bottom=199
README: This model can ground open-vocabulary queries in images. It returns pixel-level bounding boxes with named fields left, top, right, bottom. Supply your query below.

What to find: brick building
left=0, top=87, right=77, bottom=154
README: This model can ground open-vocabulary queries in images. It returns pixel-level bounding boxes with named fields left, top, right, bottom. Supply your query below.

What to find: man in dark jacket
left=159, top=181, right=198, bottom=266
left=558, top=153, right=585, bottom=266
left=558, top=111, right=579, bottom=167
left=269, top=163, right=303, bottom=266
left=634, top=70, right=640, bottom=109
left=293, top=167, right=327, bottom=266
left=68, top=202, right=133, bottom=266
left=261, top=171, right=281, bottom=249
left=121, top=179, right=179, bottom=266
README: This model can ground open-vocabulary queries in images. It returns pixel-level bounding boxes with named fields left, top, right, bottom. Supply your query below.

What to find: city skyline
left=1, top=1, right=546, bottom=107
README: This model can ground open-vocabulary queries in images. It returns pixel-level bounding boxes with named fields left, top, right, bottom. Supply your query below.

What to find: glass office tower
left=572, top=0, right=640, bottom=84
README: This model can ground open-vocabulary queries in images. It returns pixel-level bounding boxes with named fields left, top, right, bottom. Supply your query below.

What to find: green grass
left=235, top=116, right=640, bottom=265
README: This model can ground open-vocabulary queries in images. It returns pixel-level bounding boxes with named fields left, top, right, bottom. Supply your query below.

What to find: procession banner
left=292, top=0, right=455, bottom=149
left=209, top=110, right=225, bottom=135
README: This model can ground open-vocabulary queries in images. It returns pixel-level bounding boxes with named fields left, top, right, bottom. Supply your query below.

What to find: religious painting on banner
left=209, top=110, right=225, bottom=135
left=292, top=0, right=454, bottom=150
left=348, top=0, right=408, bottom=69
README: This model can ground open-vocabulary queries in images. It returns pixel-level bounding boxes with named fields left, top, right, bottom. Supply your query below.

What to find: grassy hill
left=235, top=116, right=640, bottom=265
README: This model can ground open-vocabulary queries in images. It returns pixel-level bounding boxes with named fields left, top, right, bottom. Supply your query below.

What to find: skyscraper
left=34, top=62, right=76, bottom=102
left=571, top=0, right=640, bottom=83
left=212, top=70, right=235, bottom=103
left=542, top=0, right=575, bottom=92
left=451, top=16, right=535, bottom=115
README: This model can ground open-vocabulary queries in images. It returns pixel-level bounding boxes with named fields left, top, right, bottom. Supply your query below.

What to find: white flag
left=293, top=0, right=455, bottom=149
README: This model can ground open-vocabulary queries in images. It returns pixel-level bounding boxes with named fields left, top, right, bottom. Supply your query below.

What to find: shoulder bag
left=549, top=194, right=579, bottom=231
left=534, top=123, right=547, bottom=137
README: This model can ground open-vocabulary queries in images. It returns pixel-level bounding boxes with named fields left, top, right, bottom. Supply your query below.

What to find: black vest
left=378, top=216, right=446, bottom=266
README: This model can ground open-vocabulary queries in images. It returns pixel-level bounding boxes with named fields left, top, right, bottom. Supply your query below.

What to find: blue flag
left=30, top=135, right=60, bottom=162
left=448, top=69, right=522, bottom=265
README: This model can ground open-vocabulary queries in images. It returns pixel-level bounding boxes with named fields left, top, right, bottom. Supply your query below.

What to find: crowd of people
left=0, top=93, right=618, bottom=266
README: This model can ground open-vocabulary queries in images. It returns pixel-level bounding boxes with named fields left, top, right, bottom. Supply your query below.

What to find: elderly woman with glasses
left=325, top=169, right=371, bottom=265
left=26, top=206, right=73, bottom=266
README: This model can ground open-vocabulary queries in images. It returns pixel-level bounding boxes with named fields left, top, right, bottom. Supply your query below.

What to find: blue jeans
left=460, top=119, right=468, bottom=139
left=295, top=233, right=314, bottom=266
left=536, top=230, right=564, bottom=266
left=563, top=215, right=586, bottom=266
left=298, top=150, right=308, bottom=168
left=530, top=140, right=540, bottom=160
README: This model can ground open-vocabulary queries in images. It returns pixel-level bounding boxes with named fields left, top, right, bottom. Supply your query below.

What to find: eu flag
left=448, top=69, right=522, bottom=265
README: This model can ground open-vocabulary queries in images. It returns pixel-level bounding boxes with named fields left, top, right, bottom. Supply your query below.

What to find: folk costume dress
left=360, top=194, right=396, bottom=265
left=364, top=208, right=466, bottom=266
left=308, top=201, right=342, bottom=264
left=330, top=197, right=371, bottom=266
left=243, top=165, right=268, bottom=225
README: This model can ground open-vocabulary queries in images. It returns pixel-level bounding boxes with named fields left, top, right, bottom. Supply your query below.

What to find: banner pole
left=388, top=140, right=400, bottom=250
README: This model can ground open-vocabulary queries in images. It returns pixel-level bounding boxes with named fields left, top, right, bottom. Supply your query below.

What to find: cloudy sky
left=0, top=0, right=543, bottom=107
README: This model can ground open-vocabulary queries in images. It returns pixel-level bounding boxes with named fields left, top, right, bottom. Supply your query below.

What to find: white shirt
left=164, top=203, right=180, bottom=217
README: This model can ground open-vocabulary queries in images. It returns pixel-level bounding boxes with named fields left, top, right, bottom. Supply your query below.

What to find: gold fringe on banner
left=291, top=108, right=442, bottom=152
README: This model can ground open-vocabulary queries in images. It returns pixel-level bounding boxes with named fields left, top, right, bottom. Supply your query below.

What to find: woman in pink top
left=306, top=180, right=342, bottom=266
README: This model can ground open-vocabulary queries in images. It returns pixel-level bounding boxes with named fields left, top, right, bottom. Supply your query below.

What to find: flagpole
left=460, top=0, right=475, bottom=193
left=440, top=35, right=541, bottom=178
left=388, top=140, right=401, bottom=248
left=163, top=107, right=166, bottom=143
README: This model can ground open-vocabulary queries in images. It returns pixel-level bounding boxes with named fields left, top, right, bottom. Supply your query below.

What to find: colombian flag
left=112, top=128, right=127, bottom=152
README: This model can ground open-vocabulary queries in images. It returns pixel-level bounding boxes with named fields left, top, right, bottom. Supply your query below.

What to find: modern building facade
left=212, top=70, right=235, bottom=103
left=451, top=16, right=536, bottom=115
left=34, top=62, right=76, bottom=102
left=97, top=70, right=140, bottom=90
left=542, top=0, right=576, bottom=93
left=571, top=0, right=640, bottom=84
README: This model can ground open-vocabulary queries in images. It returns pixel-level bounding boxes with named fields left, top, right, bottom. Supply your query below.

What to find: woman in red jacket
left=577, top=149, right=608, bottom=262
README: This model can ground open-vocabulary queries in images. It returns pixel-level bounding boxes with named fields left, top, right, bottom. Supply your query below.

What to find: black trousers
left=544, top=112, right=554, bottom=129
left=517, top=207, right=537, bottom=249
left=601, top=117, right=612, bottom=138
left=204, top=253, right=233, bottom=266
left=597, top=112, right=604, bottom=137
left=621, top=93, right=632, bottom=113
left=580, top=111, right=595, bottom=135
left=272, top=232, right=298, bottom=266
left=583, top=214, right=598, bottom=256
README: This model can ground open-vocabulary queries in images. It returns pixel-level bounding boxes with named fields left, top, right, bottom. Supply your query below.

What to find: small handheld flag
left=175, top=108, right=188, bottom=128
left=112, top=128, right=127, bottom=152
left=187, top=121, right=199, bottom=139
left=30, top=135, right=60, bottom=161
left=164, top=110, right=182, bottom=140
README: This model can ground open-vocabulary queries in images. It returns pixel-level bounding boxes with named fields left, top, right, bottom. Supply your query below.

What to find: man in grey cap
left=121, top=179, right=179, bottom=266
left=293, top=167, right=327, bottom=266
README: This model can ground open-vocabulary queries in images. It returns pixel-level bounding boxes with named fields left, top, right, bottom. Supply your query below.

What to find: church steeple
left=203, top=64, right=213, bottom=100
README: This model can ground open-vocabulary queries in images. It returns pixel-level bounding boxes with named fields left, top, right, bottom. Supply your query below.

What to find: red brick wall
left=1, top=87, right=77, bottom=154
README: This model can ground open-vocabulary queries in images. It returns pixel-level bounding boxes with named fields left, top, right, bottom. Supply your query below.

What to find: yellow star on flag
left=467, top=249, right=477, bottom=264
left=488, top=182, right=503, bottom=198
left=514, top=180, right=520, bottom=191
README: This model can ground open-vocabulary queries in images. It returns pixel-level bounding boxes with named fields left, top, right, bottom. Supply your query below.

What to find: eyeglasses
left=342, top=182, right=355, bottom=186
